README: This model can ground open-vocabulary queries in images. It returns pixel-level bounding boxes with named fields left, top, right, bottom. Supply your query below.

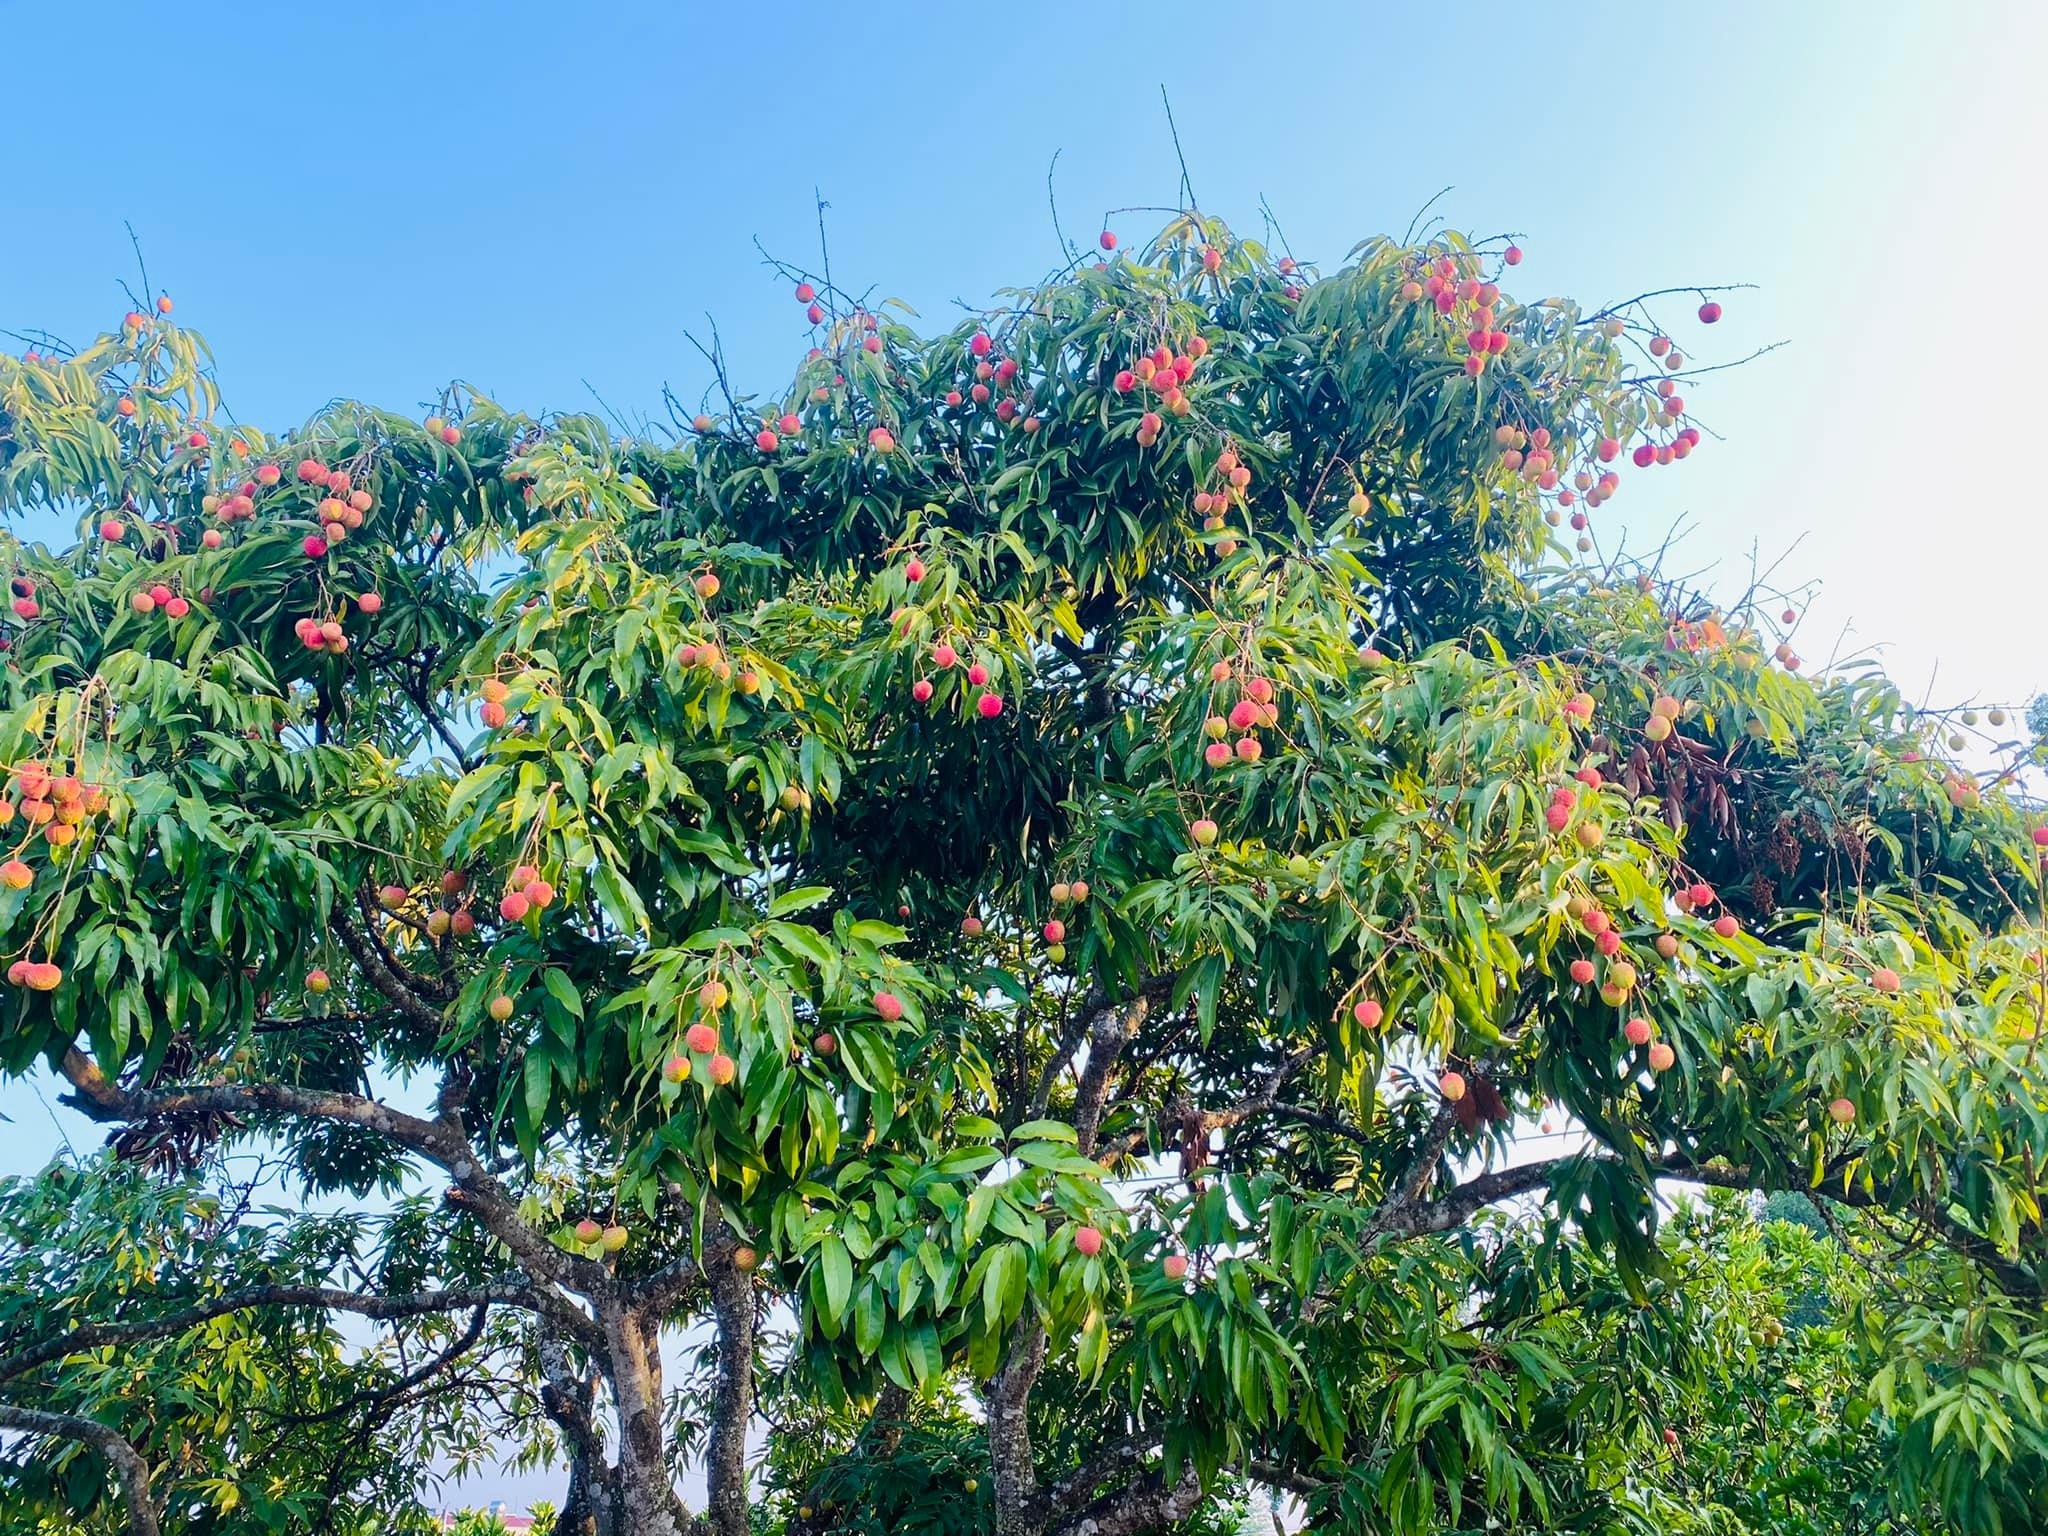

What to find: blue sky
left=4, top=0, right=2044, bottom=1510
left=5, top=0, right=2044, bottom=1154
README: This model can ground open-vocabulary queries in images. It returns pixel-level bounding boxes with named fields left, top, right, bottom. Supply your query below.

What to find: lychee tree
left=2, top=213, right=2045, bottom=1536
left=0, top=1156, right=540, bottom=1536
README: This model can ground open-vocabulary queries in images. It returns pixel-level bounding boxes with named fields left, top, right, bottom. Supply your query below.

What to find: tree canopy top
left=2, top=210, right=2044, bottom=1536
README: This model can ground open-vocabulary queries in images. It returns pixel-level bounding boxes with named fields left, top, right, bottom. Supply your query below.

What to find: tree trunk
left=600, top=1303, right=687, bottom=1536
left=705, top=1255, right=758, bottom=1536
left=539, top=1326, right=617, bottom=1536
left=988, top=1317, right=1048, bottom=1536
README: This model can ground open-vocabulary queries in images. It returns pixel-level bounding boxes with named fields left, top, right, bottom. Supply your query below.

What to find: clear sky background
left=3, top=0, right=2045, bottom=1507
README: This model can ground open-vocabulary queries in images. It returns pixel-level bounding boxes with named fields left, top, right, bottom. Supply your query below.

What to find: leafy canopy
left=2, top=210, right=2045, bottom=1536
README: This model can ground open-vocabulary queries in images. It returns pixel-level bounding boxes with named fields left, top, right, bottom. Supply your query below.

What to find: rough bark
left=600, top=1303, right=687, bottom=1536
left=55, top=1047, right=612, bottom=1316
left=1049, top=1464, right=1204, bottom=1536
left=0, top=1403, right=159, bottom=1536
left=865, top=1382, right=912, bottom=1455
left=540, top=1324, right=617, bottom=1536
left=705, top=1251, right=757, bottom=1536
left=991, top=978, right=1171, bottom=1536
left=987, top=1316, right=1048, bottom=1536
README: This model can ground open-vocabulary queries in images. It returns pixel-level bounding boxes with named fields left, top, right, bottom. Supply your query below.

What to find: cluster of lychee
left=293, top=591, right=382, bottom=655
left=934, top=330, right=1042, bottom=434
left=1201, top=665, right=1278, bottom=769
left=793, top=280, right=888, bottom=360
left=1493, top=424, right=1564, bottom=492
left=570, top=1217, right=631, bottom=1255
left=1399, top=257, right=1512, bottom=378
left=1274, top=254, right=1303, bottom=301
left=658, top=977, right=745, bottom=1089
left=5, top=955, right=63, bottom=991
left=1672, top=879, right=1741, bottom=939
left=477, top=678, right=517, bottom=730
left=1544, top=765, right=1609, bottom=849
left=1189, top=447, right=1253, bottom=556
left=289, top=460, right=377, bottom=559
left=1642, top=694, right=1683, bottom=743
left=911, top=636, right=1004, bottom=719
left=1, top=764, right=112, bottom=994
left=496, top=864, right=557, bottom=923
left=754, top=410, right=802, bottom=454
left=198, top=464, right=270, bottom=524
left=127, top=582, right=193, bottom=621
left=119, top=296, right=176, bottom=333
left=7, top=576, right=41, bottom=623
left=1041, top=879, right=1089, bottom=962
left=1112, top=334, right=1209, bottom=422
left=1445, top=247, right=1728, bottom=553
left=1, top=762, right=108, bottom=858
left=675, top=639, right=739, bottom=688
left=372, top=868, right=482, bottom=941
left=1563, top=897, right=1641, bottom=1006
left=1621, top=1013, right=1677, bottom=1075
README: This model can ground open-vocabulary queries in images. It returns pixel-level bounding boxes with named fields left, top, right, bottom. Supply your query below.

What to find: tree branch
left=1241, top=1457, right=1328, bottom=1496
left=629, top=1251, right=704, bottom=1314
left=1182, top=1046, right=1321, bottom=1138
left=538, top=1321, right=615, bottom=1536
left=1048, top=1461, right=1204, bottom=1536
left=1358, top=1146, right=2043, bottom=1299
left=0, top=1404, right=159, bottom=1536
left=1072, top=972, right=1182, bottom=1157
left=337, top=893, right=455, bottom=1010
left=55, top=1048, right=611, bottom=1307
left=987, top=1316, right=1047, bottom=1532
left=0, top=1282, right=530, bottom=1389
left=257, top=1304, right=491, bottom=1426
left=1095, top=1044, right=1321, bottom=1167
left=1033, top=1427, right=1160, bottom=1522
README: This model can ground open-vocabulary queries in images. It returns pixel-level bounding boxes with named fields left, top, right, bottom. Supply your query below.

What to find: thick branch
left=630, top=1252, right=705, bottom=1314
left=0, top=1282, right=529, bottom=1389
left=1071, top=973, right=1180, bottom=1157
left=258, top=1305, right=490, bottom=1426
left=56, top=1048, right=611, bottom=1306
left=1267, top=1103, right=1375, bottom=1147
left=1033, top=1428, right=1161, bottom=1523
left=1048, top=1462, right=1204, bottom=1536
left=1241, top=1457, right=1328, bottom=1496
left=1094, top=1044, right=1320, bottom=1167
left=1365, top=1147, right=2043, bottom=1299
left=539, top=1322, right=616, bottom=1536
left=1029, top=980, right=1107, bottom=1119
left=0, top=1404, right=159, bottom=1536
left=337, top=895, right=456, bottom=1009
left=987, top=1317, right=1047, bottom=1535
left=598, top=1304, right=688, bottom=1536
left=1184, top=1047, right=1321, bottom=1137
left=991, top=979, right=1177, bottom=1536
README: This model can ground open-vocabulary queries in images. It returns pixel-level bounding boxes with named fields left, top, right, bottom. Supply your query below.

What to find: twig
left=1159, top=86, right=1198, bottom=211
left=1617, top=339, right=1791, bottom=384
left=1403, top=187, right=1455, bottom=248
left=1046, top=149, right=1072, bottom=261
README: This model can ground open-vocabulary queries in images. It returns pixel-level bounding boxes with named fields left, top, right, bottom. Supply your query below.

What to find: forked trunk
left=600, top=1303, right=687, bottom=1536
